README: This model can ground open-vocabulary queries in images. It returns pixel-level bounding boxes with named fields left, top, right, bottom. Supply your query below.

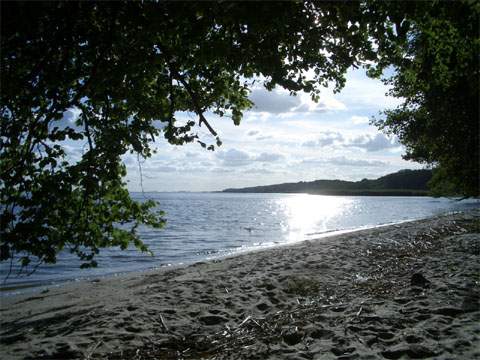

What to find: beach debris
left=250, top=318, right=262, bottom=328
left=237, top=315, right=252, bottom=329
left=159, top=314, right=169, bottom=332
left=85, top=341, right=102, bottom=360
left=354, top=274, right=369, bottom=284
left=410, top=273, right=430, bottom=288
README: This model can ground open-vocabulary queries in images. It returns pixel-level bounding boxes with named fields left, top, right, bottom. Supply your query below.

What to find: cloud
left=216, top=148, right=285, bottom=166
left=345, top=133, right=399, bottom=152
left=54, top=107, right=82, bottom=131
left=248, top=88, right=346, bottom=114
left=255, top=152, right=284, bottom=162
left=335, top=68, right=402, bottom=110
left=302, top=131, right=344, bottom=147
left=184, top=151, right=201, bottom=158
left=247, top=130, right=260, bottom=136
left=326, top=156, right=387, bottom=167
left=351, top=115, right=370, bottom=125
left=301, top=156, right=387, bottom=167
left=249, top=88, right=300, bottom=113
left=154, top=166, right=177, bottom=173
left=256, top=135, right=273, bottom=141
left=243, top=168, right=276, bottom=175
left=63, top=143, right=85, bottom=161
left=211, top=167, right=236, bottom=174
left=62, top=110, right=76, bottom=122
left=216, top=148, right=252, bottom=166
left=294, top=94, right=346, bottom=113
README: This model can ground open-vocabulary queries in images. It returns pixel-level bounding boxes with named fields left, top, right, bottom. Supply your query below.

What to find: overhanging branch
left=169, top=67, right=218, bottom=137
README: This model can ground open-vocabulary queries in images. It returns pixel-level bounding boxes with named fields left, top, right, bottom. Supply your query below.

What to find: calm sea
left=1, top=193, right=478, bottom=294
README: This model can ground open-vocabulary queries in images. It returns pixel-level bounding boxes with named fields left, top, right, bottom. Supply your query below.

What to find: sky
left=65, top=67, right=423, bottom=192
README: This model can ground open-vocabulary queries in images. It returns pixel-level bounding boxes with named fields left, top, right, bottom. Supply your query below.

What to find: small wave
left=305, top=229, right=340, bottom=236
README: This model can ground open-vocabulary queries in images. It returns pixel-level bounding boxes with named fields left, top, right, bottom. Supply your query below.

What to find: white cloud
left=55, top=107, right=82, bottom=132
left=249, top=88, right=300, bottom=114
left=62, top=143, right=84, bottom=161
left=335, top=69, right=402, bottom=110
left=152, top=165, right=177, bottom=173
left=255, top=152, right=284, bottom=162
left=216, top=148, right=252, bottom=167
left=184, top=151, right=201, bottom=158
left=345, top=133, right=399, bottom=152
left=327, top=156, right=387, bottom=167
left=249, top=87, right=346, bottom=115
left=301, top=156, right=387, bottom=167
left=351, top=115, right=370, bottom=125
left=256, top=135, right=273, bottom=141
left=302, top=131, right=344, bottom=147
left=294, top=93, right=346, bottom=113
left=62, top=110, right=76, bottom=122
left=216, top=148, right=285, bottom=167
left=243, top=168, right=277, bottom=175
left=211, top=167, right=236, bottom=174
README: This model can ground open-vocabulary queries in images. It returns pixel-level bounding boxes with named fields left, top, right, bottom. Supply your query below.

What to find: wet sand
left=1, top=210, right=479, bottom=359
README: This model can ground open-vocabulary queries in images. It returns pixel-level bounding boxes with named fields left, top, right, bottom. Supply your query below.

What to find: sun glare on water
left=277, top=194, right=353, bottom=242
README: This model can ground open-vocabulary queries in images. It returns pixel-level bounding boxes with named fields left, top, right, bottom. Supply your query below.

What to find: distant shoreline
left=222, top=169, right=434, bottom=196
left=133, top=191, right=430, bottom=196
left=222, top=189, right=430, bottom=196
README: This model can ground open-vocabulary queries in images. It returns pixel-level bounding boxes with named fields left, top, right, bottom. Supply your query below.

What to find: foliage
left=0, top=1, right=375, bottom=269
left=367, top=0, right=479, bottom=197
left=427, top=167, right=459, bottom=198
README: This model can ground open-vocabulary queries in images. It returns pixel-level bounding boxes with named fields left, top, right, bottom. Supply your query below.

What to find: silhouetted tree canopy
left=1, top=1, right=478, bottom=270
left=368, top=1, right=479, bottom=197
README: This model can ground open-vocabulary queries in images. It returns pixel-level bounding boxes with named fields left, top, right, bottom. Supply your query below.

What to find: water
left=1, top=193, right=477, bottom=294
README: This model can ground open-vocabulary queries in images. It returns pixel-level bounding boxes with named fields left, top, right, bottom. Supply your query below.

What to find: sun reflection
left=277, top=194, right=353, bottom=242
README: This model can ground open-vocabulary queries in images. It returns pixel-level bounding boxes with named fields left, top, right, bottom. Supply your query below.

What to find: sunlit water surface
left=1, top=193, right=477, bottom=294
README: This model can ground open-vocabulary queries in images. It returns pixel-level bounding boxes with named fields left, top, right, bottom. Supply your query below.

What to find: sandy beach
left=1, top=210, right=479, bottom=359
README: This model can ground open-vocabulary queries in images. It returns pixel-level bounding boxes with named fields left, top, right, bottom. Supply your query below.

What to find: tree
left=366, top=0, right=479, bottom=197
left=1, top=1, right=375, bottom=269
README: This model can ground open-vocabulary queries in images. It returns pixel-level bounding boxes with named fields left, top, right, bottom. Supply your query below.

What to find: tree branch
left=156, top=42, right=218, bottom=137
left=168, top=66, right=218, bottom=137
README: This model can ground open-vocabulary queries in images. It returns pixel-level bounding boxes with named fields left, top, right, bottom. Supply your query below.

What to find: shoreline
left=0, top=210, right=479, bottom=359
left=0, top=211, right=462, bottom=298
left=0, top=216, right=419, bottom=297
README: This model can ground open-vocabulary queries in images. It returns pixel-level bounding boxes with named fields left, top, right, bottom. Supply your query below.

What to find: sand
left=0, top=210, right=479, bottom=359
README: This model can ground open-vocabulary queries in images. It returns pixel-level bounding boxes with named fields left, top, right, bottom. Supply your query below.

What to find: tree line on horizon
left=222, top=169, right=434, bottom=196
left=1, top=1, right=478, bottom=270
